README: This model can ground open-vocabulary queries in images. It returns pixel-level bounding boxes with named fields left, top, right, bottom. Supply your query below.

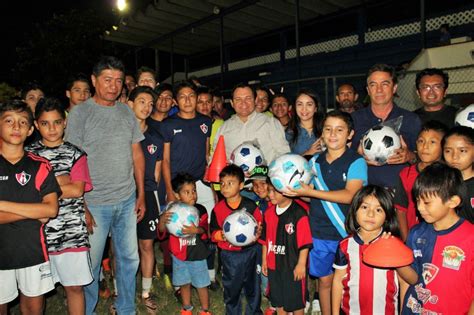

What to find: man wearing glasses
left=413, top=68, right=457, bottom=128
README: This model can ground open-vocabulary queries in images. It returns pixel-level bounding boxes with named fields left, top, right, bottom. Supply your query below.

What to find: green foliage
left=0, top=82, right=18, bottom=102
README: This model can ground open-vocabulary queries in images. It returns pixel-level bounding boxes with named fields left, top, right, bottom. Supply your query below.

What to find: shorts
left=0, top=261, right=54, bottom=304
left=50, top=251, right=93, bottom=286
left=171, top=255, right=210, bottom=288
left=308, top=238, right=339, bottom=278
left=268, top=269, right=306, bottom=312
left=137, top=191, right=161, bottom=240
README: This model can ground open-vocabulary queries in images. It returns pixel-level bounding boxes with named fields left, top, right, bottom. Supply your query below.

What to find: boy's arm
left=154, top=160, right=162, bottom=186
left=287, top=179, right=364, bottom=204
left=261, top=244, right=268, bottom=276
left=0, top=192, right=58, bottom=220
left=396, top=210, right=409, bottom=242
left=293, top=248, right=309, bottom=281
left=398, top=273, right=409, bottom=310
left=56, top=175, right=85, bottom=199
left=0, top=212, right=27, bottom=224
left=132, top=142, right=146, bottom=222
left=162, top=143, right=176, bottom=203
left=332, top=268, right=346, bottom=314
left=396, top=265, right=418, bottom=285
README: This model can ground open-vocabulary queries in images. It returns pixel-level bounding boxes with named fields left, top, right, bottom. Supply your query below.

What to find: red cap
left=363, top=236, right=414, bottom=268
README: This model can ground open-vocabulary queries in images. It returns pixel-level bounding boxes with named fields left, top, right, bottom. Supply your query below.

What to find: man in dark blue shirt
left=352, top=64, right=421, bottom=189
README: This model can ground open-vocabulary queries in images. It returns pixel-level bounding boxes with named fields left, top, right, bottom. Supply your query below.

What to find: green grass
left=8, top=246, right=272, bottom=314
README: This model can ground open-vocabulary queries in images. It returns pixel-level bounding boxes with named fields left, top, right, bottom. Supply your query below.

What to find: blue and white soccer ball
left=230, top=143, right=264, bottom=176
left=268, top=153, right=312, bottom=194
left=362, top=125, right=401, bottom=164
left=165, top=202, right=199, bottom=238
left=223, top=210, right=258, bottom=247
left=455, top=104, right=474, bottom=129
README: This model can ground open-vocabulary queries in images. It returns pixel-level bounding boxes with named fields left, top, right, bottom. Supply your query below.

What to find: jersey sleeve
left=347, top=157, right=368, bottom=185
left=296, top=214, right=313, bottom=250
left=195, top=204, right=209, bottom=241
left=38, top=162, right=62, bottom=198
left=70, top=155, right=93, bottom=192
left=333, top=243, right=348, bottom=269
left=160, top=121, right=173, bottom=143
left=209, top=207, right=221, bottom=241
left=393, top=175, right=408, bottom=211
left=128, top=108, right=145, bottom=144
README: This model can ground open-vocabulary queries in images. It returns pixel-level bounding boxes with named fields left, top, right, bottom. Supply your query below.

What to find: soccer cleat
left=264, top=306, right=276, bottom=315
left=180, top=309, right=193, bottom=315
left=198, top=310, right=212, bottom=315
left=311, top=298, right=321, bottom=315
left=304, top=301, right=311, bottom=313
left=142, top=294, right=158, bottom=314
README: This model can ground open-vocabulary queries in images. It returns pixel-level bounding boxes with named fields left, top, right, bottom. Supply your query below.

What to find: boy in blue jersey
left=286, top=110, right=367, bottom=314
left=160, top=81, right=215, bottom=216
left=127, top=86, right=164, bottom=312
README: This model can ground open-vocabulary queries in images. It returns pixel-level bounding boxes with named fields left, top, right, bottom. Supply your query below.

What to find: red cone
left=363, top=236, right=414, bottom=268
left=205, top=136, right=227, bottom=183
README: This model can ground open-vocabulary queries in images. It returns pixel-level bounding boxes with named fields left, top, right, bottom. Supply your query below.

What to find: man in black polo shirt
left=352, top=64, right=422, bottom=190
left=413, top=68, right=457, bottom=128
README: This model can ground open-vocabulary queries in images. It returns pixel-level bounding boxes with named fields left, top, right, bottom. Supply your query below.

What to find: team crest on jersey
left=15, top=171, right=31, bottom=186
left=285, top=222, right=294, bottom=235
left=422, top=263, right=439, bottom=284
left=147, top=144, right=157, bottom=154
left=442, top=245, right=465, bottom=270
left=200, top=123, right=208, bottom=134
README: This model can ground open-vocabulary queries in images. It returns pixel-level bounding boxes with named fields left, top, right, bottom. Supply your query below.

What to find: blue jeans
left=85, top=194, right=139, bottom=315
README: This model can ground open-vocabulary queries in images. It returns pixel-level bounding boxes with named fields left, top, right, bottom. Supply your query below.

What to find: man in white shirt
left=213, top=83, right=290, bottom=164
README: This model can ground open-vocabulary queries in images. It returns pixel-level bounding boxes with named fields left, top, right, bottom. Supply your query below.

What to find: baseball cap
left=248, top=165, right=268, bottom=181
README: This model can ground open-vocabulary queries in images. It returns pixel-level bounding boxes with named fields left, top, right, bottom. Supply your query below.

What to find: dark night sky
left=0, top=0, right=114, bottom=83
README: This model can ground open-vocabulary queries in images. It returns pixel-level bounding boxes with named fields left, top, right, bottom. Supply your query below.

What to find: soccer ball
left=165, top=202, right=199, bottom=238
left=230, top=143, right=264, bottom=176
left=362, top=125, right=401, bottom=164
left=455, top=104, right=474, bottom=128
left=223, top=210, right=258, bottom=247
left=268, top=153, right=312, bottom=194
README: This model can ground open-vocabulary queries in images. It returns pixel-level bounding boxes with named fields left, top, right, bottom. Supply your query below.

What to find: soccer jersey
left=0, top=152, right=61, bottom=269
left=261, top=202, right=312, bottom=271
left=334, top=233, right=399, bottom=315
left=140, top=128, right=163, bottom=192
left=168, top=204, right=210, bottom=261
left=394, top=164, right=420, bottom=230
left=402, top=220, right=474, bottom=314
left=160, top=113, right=211, bottom=180
left=309, top=149, right=367, bottom=240
left=462, top=177, right=474, bottom=223
left=26, top=141, right=92, bottom=254
left=210, top=197, right=263, bottom=251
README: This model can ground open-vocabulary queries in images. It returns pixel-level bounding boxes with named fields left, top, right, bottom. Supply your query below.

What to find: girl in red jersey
left=332, top=185, right=400, bottom=315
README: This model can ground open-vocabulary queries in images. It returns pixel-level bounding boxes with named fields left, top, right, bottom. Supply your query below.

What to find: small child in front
left=210, top=164, right=263, bottom=315
left=261, top=182, right=312, bottom=315
left=332, top=185, right=401, bottom=314
left=395, top=163, right=473, bottom=314
left=158, top=173, right=211, bottom=315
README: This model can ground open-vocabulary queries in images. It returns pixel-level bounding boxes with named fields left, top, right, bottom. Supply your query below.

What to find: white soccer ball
left=268, top=153, right=312, bottom=194
left=165, top=202, right=199, bottom=238
left=223, top=210, right=258, bottom=247
left=230, top=143, right=264, bottom=176
left=362, top=125, right=401, bottom=164
left=455, top=104, right=474, bottom=128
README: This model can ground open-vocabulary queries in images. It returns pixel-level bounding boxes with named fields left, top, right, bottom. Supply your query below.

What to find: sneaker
left=163, top=274, right=173, bottom=291
left=174, top=288, right=182, bottom=303
left=198, top=311, right=212, bottom=315
left=264, top=306, right=276, bottom=315
left=142, top=294, right=158, bottom=314
left=304, top=300, right=311, bottom=313
left=180, top=309, right=193, bottom=315
left=311, top=298, right=321, bottom=315
left=208, top=280, right=220, bottom=291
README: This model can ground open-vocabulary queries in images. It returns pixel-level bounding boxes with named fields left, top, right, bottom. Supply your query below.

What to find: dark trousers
left=221, top=245, right=262, bottom=315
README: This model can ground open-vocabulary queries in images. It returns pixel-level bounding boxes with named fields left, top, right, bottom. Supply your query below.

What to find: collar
left=353, top=228, right=384, bottom=245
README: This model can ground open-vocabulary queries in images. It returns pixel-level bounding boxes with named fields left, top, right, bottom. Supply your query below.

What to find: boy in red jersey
left=210, top=164, right=263, bottom=315
left=261, top=182, right=312, bottom=315
left=0, top=100, right=60, bottom=315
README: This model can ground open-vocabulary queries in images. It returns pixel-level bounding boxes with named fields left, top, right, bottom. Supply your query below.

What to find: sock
left=113, top=279, right=118, bottom=295
left=183, top=305, right=193, bottom=311
left=313, top=291, right=319, bottom=300
left=208, top=269, right=216, bottom=282
left=142, top=277, right=152, bottom=297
